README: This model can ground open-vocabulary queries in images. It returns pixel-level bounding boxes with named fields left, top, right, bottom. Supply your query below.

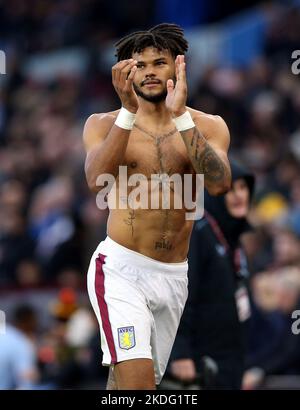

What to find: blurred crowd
left=1, top=0, right=300, bottom=389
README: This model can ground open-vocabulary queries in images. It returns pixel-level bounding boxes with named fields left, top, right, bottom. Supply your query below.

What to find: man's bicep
left=200, top=115, right=230, bottom=154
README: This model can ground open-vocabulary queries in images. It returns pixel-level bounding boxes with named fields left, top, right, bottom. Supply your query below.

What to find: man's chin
left=134, top=88, right=167, bottom=103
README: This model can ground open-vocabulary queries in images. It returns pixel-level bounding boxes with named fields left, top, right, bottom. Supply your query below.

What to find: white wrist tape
left=172, top=110, right=195, bottom=131
left=115, top=107, right=136, bottom=130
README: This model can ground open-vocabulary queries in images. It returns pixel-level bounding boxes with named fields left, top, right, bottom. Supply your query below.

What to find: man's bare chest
left=122, top=126, right=192, bottom=178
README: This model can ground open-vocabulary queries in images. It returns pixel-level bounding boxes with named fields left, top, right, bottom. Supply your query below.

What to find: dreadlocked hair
left=115, top=23, right=188, bottom=61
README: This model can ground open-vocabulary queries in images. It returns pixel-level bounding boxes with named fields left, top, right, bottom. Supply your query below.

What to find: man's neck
left=136, top=98, right=172, bottom=128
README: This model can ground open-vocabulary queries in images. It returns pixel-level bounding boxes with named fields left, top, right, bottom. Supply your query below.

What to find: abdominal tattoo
left=188, top=128, right=226, bottom=184
left=123, top=209, right=135, bottom=237
left=155, top=210, right=173, bottom=251
left=123, top=186, right=136, bottom=237
left=155, top=239, right=173, bottom=250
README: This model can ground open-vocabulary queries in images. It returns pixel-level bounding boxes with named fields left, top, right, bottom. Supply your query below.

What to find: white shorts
left=87, top=236, right=188, bottom=384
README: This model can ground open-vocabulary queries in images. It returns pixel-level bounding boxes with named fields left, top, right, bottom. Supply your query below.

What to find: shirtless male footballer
left=83, top=23, right=231, bottom=390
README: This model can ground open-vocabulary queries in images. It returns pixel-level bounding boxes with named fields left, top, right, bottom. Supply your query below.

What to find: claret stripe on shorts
left=95, top=253, right=117, bottom=364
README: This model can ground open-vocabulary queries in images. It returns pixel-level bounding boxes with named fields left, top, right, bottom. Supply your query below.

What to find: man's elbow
left=85, top=160, right=102, bottom=193
left=207, top=180, right=231, bottom=196
left=86, top=172, right=100, bottom=194
left=87, top=180, right=100, bottom=193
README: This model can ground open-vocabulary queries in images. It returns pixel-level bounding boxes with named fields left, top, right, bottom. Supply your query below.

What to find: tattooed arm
left=166, top=55, right=231, bottom=195
left=180, top=114, right=231, bottom=195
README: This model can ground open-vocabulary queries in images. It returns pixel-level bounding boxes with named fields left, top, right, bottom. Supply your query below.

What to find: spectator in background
left=244, top=267, right=300, bottom=389
left=0, top=304, right=39, bottom=389
left=28, top=176, right=85, bottom=281
left=272, top=228, right=300, bottom=269
left=168, top=162, right=255, bottom=389
left=37, top=288, right=105, bottom=389
left=0, top=208, right=35, bottom=286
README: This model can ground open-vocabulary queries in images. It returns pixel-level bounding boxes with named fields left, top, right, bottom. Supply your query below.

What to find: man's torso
left=103, top=110, right=198, bottom=262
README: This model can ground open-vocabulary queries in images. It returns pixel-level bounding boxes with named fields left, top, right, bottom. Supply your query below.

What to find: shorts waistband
left=95, top=236, right=188, bottom=276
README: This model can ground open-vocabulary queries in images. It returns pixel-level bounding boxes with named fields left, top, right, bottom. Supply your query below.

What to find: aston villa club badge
left=118, top=326, right=136, bottom=350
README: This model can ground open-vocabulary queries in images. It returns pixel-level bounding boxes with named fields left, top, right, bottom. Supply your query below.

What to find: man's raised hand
left=112, top=59, right=139, bottom=113
left=166, top=55, right=188, bottom=117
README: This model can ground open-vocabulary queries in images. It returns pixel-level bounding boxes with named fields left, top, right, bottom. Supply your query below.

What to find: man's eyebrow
left=136, top=58, right=167, bottom=64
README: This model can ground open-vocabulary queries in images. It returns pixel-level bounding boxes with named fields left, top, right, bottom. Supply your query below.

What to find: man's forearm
left=180, top=126, right=231, bottom=195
